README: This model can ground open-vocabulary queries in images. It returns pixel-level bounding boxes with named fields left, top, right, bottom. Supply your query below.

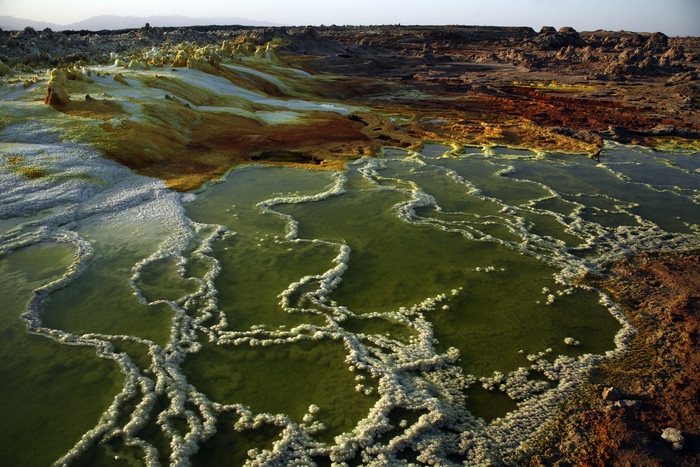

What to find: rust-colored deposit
left=99, top=105, right=418, bottom=191
left=526, top=251, right=700, bottom=466
left=42, top=59, right=422, bottom=191
left=38, top=27, right=699, bottom=190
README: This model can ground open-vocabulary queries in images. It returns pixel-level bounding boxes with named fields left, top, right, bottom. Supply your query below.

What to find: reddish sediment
left=526, top=251, right=700, bottom=465
left=97, top=107, right=418, bottom=191
left=29, top=25, right=698, bottom=190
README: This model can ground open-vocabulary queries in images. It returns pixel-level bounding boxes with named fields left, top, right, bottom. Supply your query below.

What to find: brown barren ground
left=12, top=25, right=695, bottom=189
left=525, top=251, right=700, bottom=466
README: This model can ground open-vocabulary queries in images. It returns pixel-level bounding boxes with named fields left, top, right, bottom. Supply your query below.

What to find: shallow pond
left=1, top=141, right=698, bottom=465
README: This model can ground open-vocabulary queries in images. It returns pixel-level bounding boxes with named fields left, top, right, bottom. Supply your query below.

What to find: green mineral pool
left=1, top=141, right=698, bottom=465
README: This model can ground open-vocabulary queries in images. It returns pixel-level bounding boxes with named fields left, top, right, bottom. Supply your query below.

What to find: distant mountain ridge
left=0, top=16, right=60, bottom=31
left=0, top=14, right=279, bottom=31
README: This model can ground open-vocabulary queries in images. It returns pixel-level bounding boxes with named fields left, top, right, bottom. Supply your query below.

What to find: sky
left=1, top=0, right=698, bottom=36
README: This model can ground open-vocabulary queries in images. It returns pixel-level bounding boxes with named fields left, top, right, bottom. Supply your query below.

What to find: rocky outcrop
left=531, top=26, right=586, bottom=49
left=646, top=32, right=669, bottom=51
left=43, top=68, right=70, bottom=107
left=282, top=27, right=344, bottom=55
left=0, top=59, right=13, bottom=76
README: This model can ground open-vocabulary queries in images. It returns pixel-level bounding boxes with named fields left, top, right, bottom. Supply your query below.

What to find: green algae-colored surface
left=208, top=234, right=334, bottom=330
left=279, top=188, right=486, bottom=313
left=183, top=338, right=378, bottom=443
left=1, top=142, right=697, bottom=464
left=41, top=249, right=174, bottom=345
left=191, top=413, right=283, bottom=467
left=135, top=256, right=200, bottom=303
left=0, top=243, right=123, bottom=466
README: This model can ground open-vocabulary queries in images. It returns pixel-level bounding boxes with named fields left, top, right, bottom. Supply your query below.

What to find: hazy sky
left=1, top=0, right=698, bottom=36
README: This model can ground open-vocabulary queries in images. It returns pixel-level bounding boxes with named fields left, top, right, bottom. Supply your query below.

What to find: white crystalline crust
left=1, top=93, right=699, bottom=467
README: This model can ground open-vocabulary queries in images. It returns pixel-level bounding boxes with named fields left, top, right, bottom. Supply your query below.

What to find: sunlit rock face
left=0, top=25, right=699, bottom=466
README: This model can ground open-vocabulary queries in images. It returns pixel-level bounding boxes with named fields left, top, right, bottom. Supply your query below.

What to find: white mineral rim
left=1, top=59, right=699, bottom=466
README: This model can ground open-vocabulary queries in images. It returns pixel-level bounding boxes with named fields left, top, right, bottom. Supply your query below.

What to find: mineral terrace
left=1, top=24, right=698, bottom=189
left=1, top=23, right=699, bottom=465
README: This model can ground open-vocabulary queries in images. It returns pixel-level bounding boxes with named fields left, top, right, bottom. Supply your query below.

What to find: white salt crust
left=1, top=88, right=699, bottom=466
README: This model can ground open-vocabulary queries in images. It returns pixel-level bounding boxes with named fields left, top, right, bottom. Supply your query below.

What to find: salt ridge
left=1, top=105, right=699, bottom=465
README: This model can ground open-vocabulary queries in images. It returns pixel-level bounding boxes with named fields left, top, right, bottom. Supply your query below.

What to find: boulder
left=661, top=427, right=684, bottom=451
left=601, top=386, right=620, bottom=401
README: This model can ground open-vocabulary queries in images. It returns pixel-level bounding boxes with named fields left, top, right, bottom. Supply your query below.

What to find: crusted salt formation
left=2, top=29, right=700, bottom=464
left=27, top=38, right=422, bottom=191
left=43, top=68, right=70, bottom=107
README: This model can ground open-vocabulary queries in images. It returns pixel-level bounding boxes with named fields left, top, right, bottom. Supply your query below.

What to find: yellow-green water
left=1, top=142, right=698, bottom=465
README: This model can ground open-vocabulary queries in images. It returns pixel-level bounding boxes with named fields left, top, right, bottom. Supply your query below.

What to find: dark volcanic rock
left=531, top=26, right=586, bottom=49
left=282, top=27, right=344, bottom=55
left=646, top=31, right=669, bottom=51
